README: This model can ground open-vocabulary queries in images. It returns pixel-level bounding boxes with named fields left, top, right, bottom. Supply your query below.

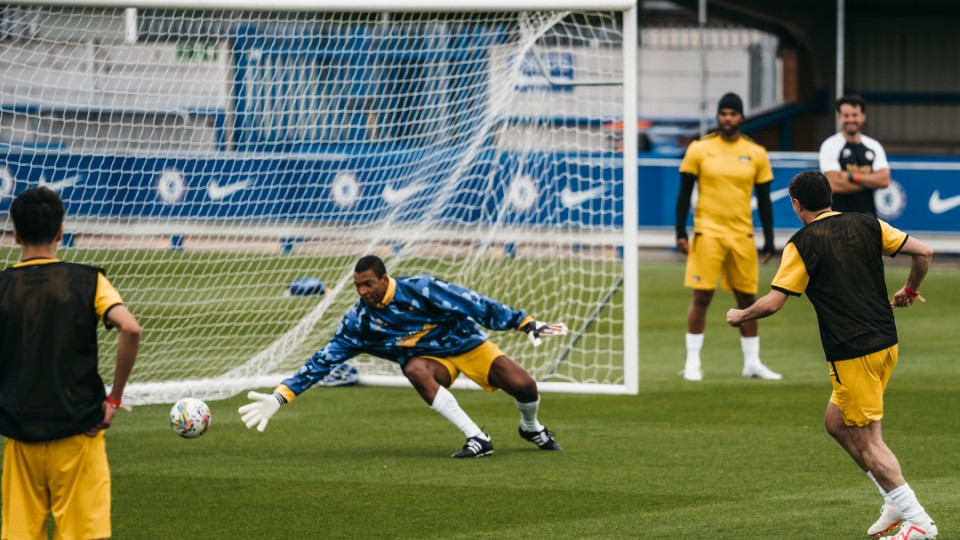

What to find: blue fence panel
left=2, top=151, right=959, bottom=234
left=480, top=152, right=622, bottom=228
left=650, top=154, right=960, bottom=234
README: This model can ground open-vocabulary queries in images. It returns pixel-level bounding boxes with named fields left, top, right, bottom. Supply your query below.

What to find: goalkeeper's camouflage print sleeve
left=407, top=275, right=530, bottom=332
left=279, top=319, right=363, bottom=397
left=280, top=274, right=530, bottom=398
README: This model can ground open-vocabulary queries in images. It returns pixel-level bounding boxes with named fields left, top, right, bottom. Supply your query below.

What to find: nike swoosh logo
left=208, top=178, right=250, bottom=200
left=750, top=187, right=791, bottom=210
left=382, top=182, right=429, bottom=205
left=928, top=190, right=960, bottom=214
left=38, top=174, right=82, bottom=192
left=560, top=185, right=606, bottom=208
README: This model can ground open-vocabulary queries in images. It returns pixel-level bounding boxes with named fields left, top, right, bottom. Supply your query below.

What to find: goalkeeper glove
left=520, top=320, right=568, bottom=347
left=238, top=391, right=284, bottom=432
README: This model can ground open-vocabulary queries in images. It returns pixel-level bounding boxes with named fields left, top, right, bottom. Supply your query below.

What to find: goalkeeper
left=239, top=255, right=567, bottom=458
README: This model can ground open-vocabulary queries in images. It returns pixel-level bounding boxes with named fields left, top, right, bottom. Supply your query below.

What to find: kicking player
left=239, top=255, right=567, bottom=458
left=727, top=171, right=937, bottom=540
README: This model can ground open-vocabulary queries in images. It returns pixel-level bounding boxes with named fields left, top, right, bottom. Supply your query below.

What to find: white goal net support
left=0, top=1, right=638, bottom=404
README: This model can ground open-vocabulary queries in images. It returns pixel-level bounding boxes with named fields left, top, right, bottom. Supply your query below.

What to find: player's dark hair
left=789, top=171, right=833, bottom=212
left=354, top=255, right=387, bottom=278
left=10, top=187, right=65, bottom=245
left=836, top=94, right=866, bottom=113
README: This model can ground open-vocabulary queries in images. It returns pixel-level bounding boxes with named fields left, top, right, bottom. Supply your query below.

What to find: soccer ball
left=169, top=398, right=211, bottom=439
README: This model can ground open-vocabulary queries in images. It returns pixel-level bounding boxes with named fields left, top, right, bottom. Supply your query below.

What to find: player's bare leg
left=683, top=289, right=713, bottom=380
left=487, top=355, right=537, bottom=402
left=848, top=421, right=937, bottom=538
left=488, top=355, right=561, bottom=451
left=686, top=289, right=713, bottom=334
left=732, top=290, right=758, bottom=338
left=402, top=356, right=451, bottom=404
left=403, top=357, right=491, bottom=458
left=848, top=422, right=905, bottom=494
left=734, top=289, right=781, bottom=379
left=825, top=402, right=868, bottom=470
left=825, top=403, right=905, bottom=536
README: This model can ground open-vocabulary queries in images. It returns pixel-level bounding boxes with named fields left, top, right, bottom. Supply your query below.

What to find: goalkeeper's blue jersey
left=281, top=275, right=531, bottom=395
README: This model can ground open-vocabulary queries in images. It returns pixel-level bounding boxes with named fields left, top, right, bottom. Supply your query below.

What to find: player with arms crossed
left=239, top=255, right=567, bottom=458
left=0, top=187, right=141, bottom=540
left=726, top=171, right=937, bottom=540
left=819, top=94, right=891, bottom=215
left=675, top=92, right=780, bottom=381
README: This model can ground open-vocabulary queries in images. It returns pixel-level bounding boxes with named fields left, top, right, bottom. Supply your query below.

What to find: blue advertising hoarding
left=756, top=155, right=960, bottom=233
left=0, top=149, right=622, bottom=229
left=1, top=150, right=958, bottom=235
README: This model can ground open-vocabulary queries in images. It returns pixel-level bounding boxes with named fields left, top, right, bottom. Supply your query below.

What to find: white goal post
left=1, top=0, right=638, bottom=402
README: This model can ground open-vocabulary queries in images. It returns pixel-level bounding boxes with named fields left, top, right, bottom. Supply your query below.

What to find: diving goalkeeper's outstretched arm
left=238, top=326, right=360, bottom=432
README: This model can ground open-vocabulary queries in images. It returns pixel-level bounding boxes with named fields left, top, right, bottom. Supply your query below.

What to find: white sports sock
left=887, top=483, right=926, bottom=521
left=867, top=471, right=888, bottom=498
left=515, top=398, right=544, bottom=432
left=741, top=336, right=760, bottom=367
left=430, top=386, right=482, bottom=438
left=685, top=333, right=704, bottom=367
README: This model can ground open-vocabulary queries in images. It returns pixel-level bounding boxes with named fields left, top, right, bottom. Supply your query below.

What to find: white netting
left=0, top=6, right=635, bottom=403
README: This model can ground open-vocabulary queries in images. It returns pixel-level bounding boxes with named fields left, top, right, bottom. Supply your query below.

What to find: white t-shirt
left=819, top=132, right=889, bottom=173
left=818, top=132, right=891, bottom=214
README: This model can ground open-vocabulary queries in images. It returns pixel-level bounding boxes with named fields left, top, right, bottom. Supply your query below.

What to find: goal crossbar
left=9, top=0, right=636, bottom=11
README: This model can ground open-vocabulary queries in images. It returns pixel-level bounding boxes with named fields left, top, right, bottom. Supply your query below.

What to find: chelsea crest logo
left=875, top=179, right=907, bottom=220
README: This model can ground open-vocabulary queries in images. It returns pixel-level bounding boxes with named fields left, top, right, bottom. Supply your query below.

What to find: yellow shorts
left=423, top=341, right=507, bottom=393
left=829, top=345, right=898, bottom=427
left=2, top=431, right=111, bottom=540
left=684, top=234, right=759, bottom=293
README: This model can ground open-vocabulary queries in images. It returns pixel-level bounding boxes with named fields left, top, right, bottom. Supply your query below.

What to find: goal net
left=0, top=1, right=638, bottom=404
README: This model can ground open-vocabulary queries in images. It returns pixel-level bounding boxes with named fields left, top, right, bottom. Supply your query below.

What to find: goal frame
left=8, top=0, right=639, bottom=397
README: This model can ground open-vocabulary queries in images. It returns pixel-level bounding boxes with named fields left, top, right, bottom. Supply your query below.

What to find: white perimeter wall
left=494, top=46, right=751, bottom=120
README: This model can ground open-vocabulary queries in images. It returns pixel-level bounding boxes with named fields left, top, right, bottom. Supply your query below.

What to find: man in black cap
left=674, top=92, right=778, bottom=381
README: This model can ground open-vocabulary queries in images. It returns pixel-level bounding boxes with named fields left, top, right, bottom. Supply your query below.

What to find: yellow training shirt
left=679, top=133, right=773, bottom=238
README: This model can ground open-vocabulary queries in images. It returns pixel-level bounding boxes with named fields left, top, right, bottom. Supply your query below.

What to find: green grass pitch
left=5, top=259, right=960, bottom=538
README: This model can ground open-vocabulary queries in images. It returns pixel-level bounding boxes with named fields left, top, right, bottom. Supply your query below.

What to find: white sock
left=685, top=333, right=704, bottom=367
left=430, top=386, right=483, bottom=438
left=515, top=398, right=544, bottom=432
left=867, top=471, right=888, bottom=498
left=741, top=336, right=760, bottom=368
left=887, top=483, right=926, bottom=521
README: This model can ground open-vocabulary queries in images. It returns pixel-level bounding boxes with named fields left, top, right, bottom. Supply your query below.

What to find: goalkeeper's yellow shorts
left=683, top=233, right=759, bottom=294
left=2, top=431, right=111, bottom=540
left=425, top=341, right=506, bottom=393
left=829, top=345, right=898, bottom=427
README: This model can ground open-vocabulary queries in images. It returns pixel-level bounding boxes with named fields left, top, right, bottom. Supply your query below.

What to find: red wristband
left=105, top=396, right=122, bottom=408
left=904, top=286, right=920, bottom=297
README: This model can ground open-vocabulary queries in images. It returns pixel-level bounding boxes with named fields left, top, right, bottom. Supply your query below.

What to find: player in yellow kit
left=675, top=92, right=780, bottom=381
left=726, top=171, right=937, bottom=540
left=0, top=187, right=141, bottom=540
